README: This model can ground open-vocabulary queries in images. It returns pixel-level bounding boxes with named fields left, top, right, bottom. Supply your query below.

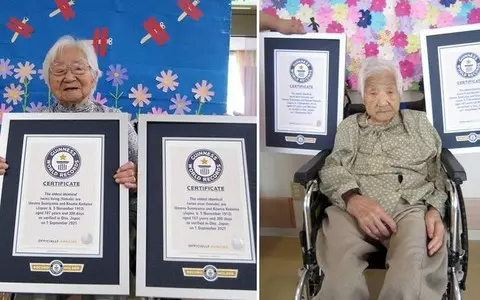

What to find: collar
left=358, top=112, right=402, bottom=132
left=52, top=99, right=96, bottom=112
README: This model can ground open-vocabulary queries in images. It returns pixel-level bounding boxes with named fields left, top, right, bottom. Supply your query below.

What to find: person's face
left=48, top=46, right=96, bottom=105
left=363, top=71, right=400, bottom=125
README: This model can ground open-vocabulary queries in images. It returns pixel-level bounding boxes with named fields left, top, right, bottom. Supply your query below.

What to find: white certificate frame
left=136, top=115, right=258, bottom=300
left=421, top=23, right=480, bottom=154
left=260, top=32, right=346, bottom=156
left=0, top=113, right=130, bottom=295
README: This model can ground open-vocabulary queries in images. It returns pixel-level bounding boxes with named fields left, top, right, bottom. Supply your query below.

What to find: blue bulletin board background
left=0, top=0, right=231, bottom=125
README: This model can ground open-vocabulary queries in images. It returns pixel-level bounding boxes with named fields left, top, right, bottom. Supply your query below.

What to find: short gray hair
left=42, top=35, right=102, bottom=95
left=358, top=57, right=403, bottom=98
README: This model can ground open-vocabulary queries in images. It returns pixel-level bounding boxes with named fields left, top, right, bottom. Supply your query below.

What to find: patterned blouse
left=41, top=100, right=138, bottom=167
left=319, top=109, right=448, bottom=218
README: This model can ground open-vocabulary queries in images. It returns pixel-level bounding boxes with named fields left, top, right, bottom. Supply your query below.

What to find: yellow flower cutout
left=425, top=7, right=440, bottom=26
left=378, top=30, right=392, bottom=47
left=348, top=58, right=361, bottom=75
left=332, top=4, right=348, bottom=23
left=406, top=35, right=420, bottom=54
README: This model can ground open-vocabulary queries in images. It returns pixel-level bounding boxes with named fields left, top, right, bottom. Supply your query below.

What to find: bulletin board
left=261, top=0, right=480, bottom=90
left=0, top=0, right=231, bottom=125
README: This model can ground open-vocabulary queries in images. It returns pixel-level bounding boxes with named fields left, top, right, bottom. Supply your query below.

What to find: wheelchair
left=293, top=101, right=469, bottom=300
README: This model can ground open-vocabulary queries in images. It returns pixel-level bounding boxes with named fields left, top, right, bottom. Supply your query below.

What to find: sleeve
left=420, top=114, right=448, bottom=218
left=127, top=123, right=138, bottom=167
left=319, top=117, right=360, bottom=210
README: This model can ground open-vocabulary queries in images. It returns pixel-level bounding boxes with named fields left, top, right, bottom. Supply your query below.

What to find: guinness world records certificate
left=0, top=113, right=130, bottom=295
left=421, top=24, right=480, bottom=153
left=261, top=32, right=346, bottom=155
left=136, top=115, right=257, bottom=300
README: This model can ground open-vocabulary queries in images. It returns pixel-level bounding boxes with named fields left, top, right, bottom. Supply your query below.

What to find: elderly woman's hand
left=346, top=194, right=397, bottom=241
left=0, top=157, right=8, bottom=175
left=425, top=207, right=444, bottom=256
left=114, top=161, right=136, bottom=189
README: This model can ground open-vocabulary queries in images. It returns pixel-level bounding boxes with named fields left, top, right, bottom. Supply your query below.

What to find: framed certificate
left=0, top=113, right=130, bottom=295
left=136, top=115, right=257, bottom=300
left=421, top=23, right=480, bottom=153
left=260, top=32, right=346, bottom=155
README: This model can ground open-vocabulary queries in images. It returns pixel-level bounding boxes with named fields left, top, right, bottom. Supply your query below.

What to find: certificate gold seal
left=182, top=265, right=238, bottom=282
left=30, top=260, right=84, bottom=276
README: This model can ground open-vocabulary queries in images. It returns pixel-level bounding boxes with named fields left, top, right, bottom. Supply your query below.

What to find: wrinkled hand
left=0, top=157, right=8, bottom=175
left=277, top=17, right=305, bottom=34
left=346, top=195, right=397, bottom=240
left=114, top=161, right=136, bottom=189
left=425, top=207, right=444, bottom=256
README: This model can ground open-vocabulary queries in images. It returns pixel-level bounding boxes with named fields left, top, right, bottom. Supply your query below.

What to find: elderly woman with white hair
left=0, top=35, right=137, bottom=186
left=315, top=57, right=448, bottom=299
left=0, top=35, right=138, bottom=300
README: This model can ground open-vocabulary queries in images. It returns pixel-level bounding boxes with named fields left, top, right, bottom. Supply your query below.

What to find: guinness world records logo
left=290, top=58, right=313, bottom=83
left=49, top=260, right=64, bottom=276
left=186, top=149, right=223, bottom=183
left=456, top=52, right=480, bottom=78
left=44, top=145, right=81, bottom=179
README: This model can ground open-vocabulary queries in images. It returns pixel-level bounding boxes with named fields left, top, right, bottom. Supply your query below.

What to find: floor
left=260, top=236, right=480, bottom=300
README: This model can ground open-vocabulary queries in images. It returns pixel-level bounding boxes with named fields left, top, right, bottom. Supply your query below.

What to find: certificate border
left=273, top=49, right=329, bottom=136
left=260, top=32, right=346, bottom=156
left=12, top=134, right=105, bottom=258
left=162, top=137, right=255, bottom=264
left=136, top=115, right=257, bottom=300
left=0, top=113, right=129, bottom=295
left=420, top=23, right=480, bottom=154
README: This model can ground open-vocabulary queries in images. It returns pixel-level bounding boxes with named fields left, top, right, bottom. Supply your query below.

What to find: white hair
left=42, top=35, right=102, bottom=96
left=358, top=57, right=403, bottom=98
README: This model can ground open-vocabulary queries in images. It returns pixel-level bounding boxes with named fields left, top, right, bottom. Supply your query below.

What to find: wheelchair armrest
left=294, top=150, right=332, bottom=186
left=441, top=148, right=466, bottom=185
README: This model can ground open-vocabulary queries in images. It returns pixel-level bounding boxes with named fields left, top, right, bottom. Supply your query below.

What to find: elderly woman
left=315, top=58, right=448, bottom=300
left=0, top=35, right=137, bottom=300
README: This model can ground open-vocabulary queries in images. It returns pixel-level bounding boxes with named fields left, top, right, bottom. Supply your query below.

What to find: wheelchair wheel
left=295, top=266, right=323, bottom=300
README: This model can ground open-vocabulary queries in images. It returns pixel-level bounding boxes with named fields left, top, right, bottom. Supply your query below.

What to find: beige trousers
left=314, top=205, right=448, bottom=300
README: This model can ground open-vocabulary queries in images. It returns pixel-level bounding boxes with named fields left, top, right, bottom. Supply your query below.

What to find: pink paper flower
left=437, top=11, right=454, bottom=27
left=395, top=0, right=411, bottom=17
left=406, top=52, right=421, bottom=65
left=326, top=21, right=344, bottom=33
left=348, top=74, right=358, bottom=89
left=410, top=1, right=427, bottom=19
left=316, top=6, right=333, bottom=26
left=351, top=28, right=365, bottom=45
left=467, top=8, right=480, bottom=24
left=365, top=42, right=379, bottom=57
left=0, top=103, right=13, bottom=123
left=346, top=0, right=358, bottom=6
left=347, top=6, right=361, bottom=23
left=399, top=60, right=414, bottom=79
left=370, top=0, right=386, bottom=12
left=300, top=0, right=314, bottom=5
left=262, top=7, right=278, bottom=16
left=150, top=107, right=169, bottom=115
left=391, top=31, right=408, bottom=48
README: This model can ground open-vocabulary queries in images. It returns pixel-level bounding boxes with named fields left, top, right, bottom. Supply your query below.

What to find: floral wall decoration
left=262, top=0, right=480, bottom=90
left=0, top=0, right=231, bottom=125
